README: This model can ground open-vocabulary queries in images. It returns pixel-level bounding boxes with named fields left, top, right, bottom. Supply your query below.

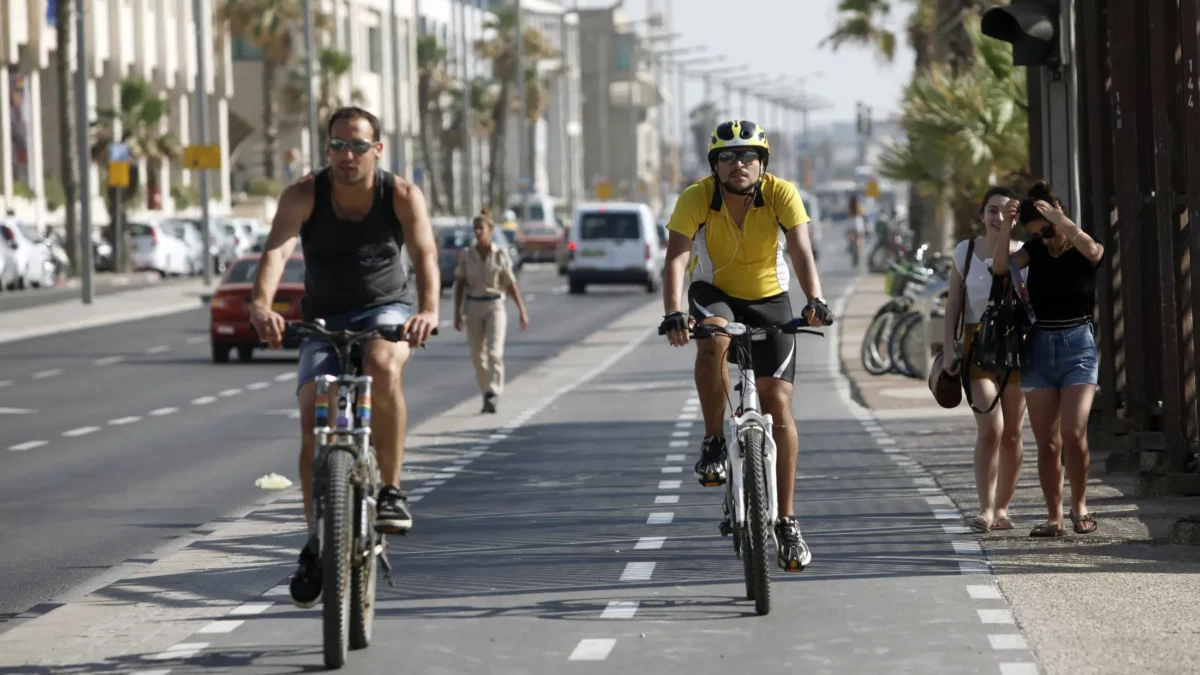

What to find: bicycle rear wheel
left=321, top=449, right=354, bottom=669
left=861, top=310, right=896, bottom=375
left=742, top=427, right=771, bottom=616
left=349, top=481, right=377, bottom=650
left=888, top=311, right=923, bottom=379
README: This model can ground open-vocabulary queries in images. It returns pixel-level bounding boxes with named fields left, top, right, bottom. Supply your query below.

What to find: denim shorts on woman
left=1020, top=323, right=1099, bottom=392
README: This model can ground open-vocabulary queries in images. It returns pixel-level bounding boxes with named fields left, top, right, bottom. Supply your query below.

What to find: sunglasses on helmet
left=328, top=138, right=375, bottom=154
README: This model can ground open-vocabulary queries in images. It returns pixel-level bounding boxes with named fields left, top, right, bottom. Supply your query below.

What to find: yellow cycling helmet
left=707, top=120, right=770, bottom=167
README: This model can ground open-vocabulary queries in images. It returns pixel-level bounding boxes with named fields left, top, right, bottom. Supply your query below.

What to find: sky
left=573, top=0, right=917, bottom=129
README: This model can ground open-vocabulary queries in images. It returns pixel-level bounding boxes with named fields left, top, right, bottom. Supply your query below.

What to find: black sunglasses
left=716, top=149, right=761, bottom=164
left=329, top=138, right=375, bottom=154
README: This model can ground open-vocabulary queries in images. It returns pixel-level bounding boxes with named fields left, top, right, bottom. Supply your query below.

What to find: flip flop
left=969, top=514, right=992, bottom=532
left=992, top=515, right=1014, bottom=530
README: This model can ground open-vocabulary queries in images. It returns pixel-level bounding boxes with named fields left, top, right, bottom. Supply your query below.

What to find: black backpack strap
left=956, top=238, right=975, bottom=343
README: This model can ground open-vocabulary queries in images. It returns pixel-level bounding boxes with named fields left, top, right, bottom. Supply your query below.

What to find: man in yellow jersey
left=660, top=120, right=832, bottom=572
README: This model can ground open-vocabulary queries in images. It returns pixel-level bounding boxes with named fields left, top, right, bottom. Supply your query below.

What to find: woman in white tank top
left=941, top=187, right=1028, bottom=532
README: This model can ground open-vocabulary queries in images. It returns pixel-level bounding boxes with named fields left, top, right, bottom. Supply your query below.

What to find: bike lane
left=0, top=262, right=1036, bottom=674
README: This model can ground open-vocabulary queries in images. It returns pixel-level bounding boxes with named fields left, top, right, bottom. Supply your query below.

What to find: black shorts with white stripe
left=686, top=281, right=797, bottom=384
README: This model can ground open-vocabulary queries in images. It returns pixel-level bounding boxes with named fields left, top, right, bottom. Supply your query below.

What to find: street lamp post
left=76, top=0, right=93, bottom=304
left=304, top=0, right=319, bottom=171
left=194, top=0, right=213, bottom=286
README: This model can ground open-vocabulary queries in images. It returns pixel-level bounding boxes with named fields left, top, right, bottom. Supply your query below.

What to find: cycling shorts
left=687, top=280, right=797, bottom=383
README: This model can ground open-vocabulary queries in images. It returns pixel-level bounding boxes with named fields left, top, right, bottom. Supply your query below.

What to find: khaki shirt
left=455, top=244, right=517, bottom=298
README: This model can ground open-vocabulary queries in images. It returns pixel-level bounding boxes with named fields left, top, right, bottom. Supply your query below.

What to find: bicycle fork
left=311, top=375, right=395, bottom=588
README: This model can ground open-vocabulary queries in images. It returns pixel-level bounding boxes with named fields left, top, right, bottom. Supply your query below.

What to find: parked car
left=564, top=202, right=662, bottom=295
left=516, top=222, right=564, bottom=263
left=221, top=218, right=264, bottom=258
left=182, top=218, right=237, bottom=273
left=209, top=253, right=306, bottom=363
left=433, top=217, right=521, bottom=290
left=128, top=220, right=193, bottom=277
left=162, top=220, right=205, bottom=276
left=0, top=218, right=56, bottom=289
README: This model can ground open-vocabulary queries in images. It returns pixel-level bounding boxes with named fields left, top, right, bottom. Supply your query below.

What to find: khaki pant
left=466, top=298, right=507, bottom=395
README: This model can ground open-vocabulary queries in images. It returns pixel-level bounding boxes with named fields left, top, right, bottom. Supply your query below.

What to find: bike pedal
left=698, top=478, right=724, bottom=488
left=780, top=559, right=805, bottom=573
left=718, top=520, right=733, bottom=537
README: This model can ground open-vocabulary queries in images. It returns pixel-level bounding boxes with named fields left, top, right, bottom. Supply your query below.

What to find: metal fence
left=1064, top=0, right=1200, bottom=495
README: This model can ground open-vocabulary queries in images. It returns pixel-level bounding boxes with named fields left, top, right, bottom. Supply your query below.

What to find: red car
left=516, top=222, right=564, bottom=264
left=209, top=253, right=306, bottom=363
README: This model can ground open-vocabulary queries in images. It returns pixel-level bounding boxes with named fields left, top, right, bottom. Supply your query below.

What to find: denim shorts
left=1020, top=323, right=1099, bottom=392
left=296, top=302, right=413, bottom=392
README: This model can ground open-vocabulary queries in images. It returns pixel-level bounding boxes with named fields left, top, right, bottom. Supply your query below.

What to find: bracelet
left=1069, top=229, right=1084, bottom=244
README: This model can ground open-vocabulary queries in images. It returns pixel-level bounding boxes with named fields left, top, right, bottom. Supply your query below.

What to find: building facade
left=1, top=0, right=236, bottom=227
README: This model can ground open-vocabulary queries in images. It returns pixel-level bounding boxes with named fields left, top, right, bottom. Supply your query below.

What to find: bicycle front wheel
left=349, top=481, right=378, bottom=650
left=321, top=449, right=354, bottom=669
left=743, top=427, right=771, bottom=616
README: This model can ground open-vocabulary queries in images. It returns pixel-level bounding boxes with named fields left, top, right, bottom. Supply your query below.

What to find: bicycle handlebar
left=284, top=320, right=439, bottom=345
left=657, top=316, right=828, bottom=340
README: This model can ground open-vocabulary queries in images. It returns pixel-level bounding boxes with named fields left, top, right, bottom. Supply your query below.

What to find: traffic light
left=981, top=0, right=1061, bottom=67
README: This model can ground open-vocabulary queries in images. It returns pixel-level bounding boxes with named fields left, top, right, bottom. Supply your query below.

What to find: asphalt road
left=0, top=263, right=653, bottom=620
left=0, top=239, right=1034, bottom=674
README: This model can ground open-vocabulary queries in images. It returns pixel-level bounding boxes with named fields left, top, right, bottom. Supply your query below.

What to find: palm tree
left=417, top=34, right=454, bottom=214
left=55, top=0, right=80, bottom=275
left=90, top=77, right=184, bottom=272
left=819, top=0, right=901, bottom=64
left=473, top=1, right=559, bottom=209
left=281, top=47, right=364, bottom=149
left=216, top=0, right=329, bottom=180
left=879, top=10, right=1028, bottom=240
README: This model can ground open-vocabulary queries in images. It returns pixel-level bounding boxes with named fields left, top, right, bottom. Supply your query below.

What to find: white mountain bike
left=663, top=316, right=826, bottom=616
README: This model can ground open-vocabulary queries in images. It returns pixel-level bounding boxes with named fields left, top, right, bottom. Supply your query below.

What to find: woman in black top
left=992, top=181, right=1104, bottom=537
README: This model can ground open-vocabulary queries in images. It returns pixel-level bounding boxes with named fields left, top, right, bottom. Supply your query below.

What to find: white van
left=566, top=201, right=662, bottom=295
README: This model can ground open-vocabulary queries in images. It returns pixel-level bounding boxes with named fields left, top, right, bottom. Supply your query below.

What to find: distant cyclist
left=659, top=120, right=833, bottom=572
left=249, top=106, right=440, bottom=608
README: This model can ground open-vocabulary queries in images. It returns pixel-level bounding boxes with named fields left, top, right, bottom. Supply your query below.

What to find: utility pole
left=458, top=0, right=473, bottom=214
left=515, top=0, right=529, bottom=221
left=390, top=0, right=407, bottom=179
left=304, top=0, right=319, bottom=171
left=76, top=0, right=93, bottom=304
left=194, top=0, right=213, bottom=285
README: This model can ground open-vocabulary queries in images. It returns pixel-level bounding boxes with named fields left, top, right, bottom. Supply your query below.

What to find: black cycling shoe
left=289, top=538, right=322, bottom=608
left=375, top=485, right=413, bottom=534
left=482, top=392, right=497, bottom=414
left=775, top=516, right=812, bottom=572
left=693, top=435, right=728, bottom=487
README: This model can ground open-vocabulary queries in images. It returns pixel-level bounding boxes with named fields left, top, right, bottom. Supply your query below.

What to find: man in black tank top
left=249, top=107, right=441, bottom=608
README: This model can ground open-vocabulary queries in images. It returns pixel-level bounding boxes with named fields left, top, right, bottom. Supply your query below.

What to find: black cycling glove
left=659, top=311, right=689, bottom=335
left=804, top=298, right=835, bottom=325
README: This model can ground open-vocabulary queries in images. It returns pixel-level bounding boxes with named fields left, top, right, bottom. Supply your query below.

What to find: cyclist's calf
left=360, top=339, right=412, bottom=488
left=297, top=381, right=319, bottom=529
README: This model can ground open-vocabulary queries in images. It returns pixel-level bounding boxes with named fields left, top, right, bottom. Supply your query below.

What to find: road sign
left=865, top=178, right=882, bottom=199
left=595, top=181, right=613, bottom=199
left=108, top=161, right=130, bottom=188
left=184, top=144, right=222, bottom=170
left=108, top=142, right=131, bottom=162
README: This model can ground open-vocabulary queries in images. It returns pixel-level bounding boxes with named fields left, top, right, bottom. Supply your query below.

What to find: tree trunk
left=417, top=76, right=444, bottom=214
left=56, top=0, right=80, bottom=276
left=261, top=64, right=278, bottom=180
left=441, top=129, right=457, bottom=214
left=488, top=81, right=511, bottom=210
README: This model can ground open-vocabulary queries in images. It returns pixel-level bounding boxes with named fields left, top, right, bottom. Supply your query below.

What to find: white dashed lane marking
left=8, top=440, right=47, bottom=452
left=658, top=480, right=681, bottom=489
left=647, top=512, right=674, bottom=525
left=196, top=619, right=245, bottom=634
left=148, top=642, right=209, bottom=660
left=664, top=454, right=685, bottom=461
left=978, top=609, right=1015, bottom=624
left=619, top=562, right=655, bottom=581
left=32, top=368, right=62, bottom=379
left=654, top=495, right=679, bottom=504
left=62, top=426, right=100, bottom=437
left=192, top=396, right=217, bottom=405
left=568, top=638, right=616, bottom=661
left=661, top=467, right=682, bottom=474
left=93, top=355, right=125, bottom=366
left=149, top=407, right=179, bottom=416
left=600, top=600, right=639, bottom=619
left=968, top=585, right=1003, bottom=600
left=228, top=602, right=273, bottom=616
left=246, top=381, right=270, bottom=391
left=988, top=634, right=1029, bottom=650
left=634, top=536, right=665, bottom=550
left=145, top=345, right=171, bottom=355
left=108, top=416, right=142, bottom=426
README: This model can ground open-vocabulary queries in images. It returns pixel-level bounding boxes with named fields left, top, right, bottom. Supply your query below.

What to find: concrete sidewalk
left=0, top=279, right=210, bottom=345
left=839, top=273, right=1200, bottom=675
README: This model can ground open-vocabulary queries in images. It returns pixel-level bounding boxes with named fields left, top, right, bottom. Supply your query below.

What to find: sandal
left=1029, top=521, right=1066, bottom=537
left=969, top=515, right=992, bottom=532
left=1069, top=510, right=1098, bottom=534
left=992, top=515, right=1014, bottom=530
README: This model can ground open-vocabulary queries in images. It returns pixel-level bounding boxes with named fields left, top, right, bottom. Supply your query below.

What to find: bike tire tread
left=744, top=428, right=771, bottom=616
left=322, top=450, right=354, bottom=668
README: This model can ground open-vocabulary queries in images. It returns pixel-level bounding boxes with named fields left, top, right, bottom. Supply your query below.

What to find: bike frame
left=724, top=334, right=781, bottom=544
left=309, top=337, right=381, bottom=565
